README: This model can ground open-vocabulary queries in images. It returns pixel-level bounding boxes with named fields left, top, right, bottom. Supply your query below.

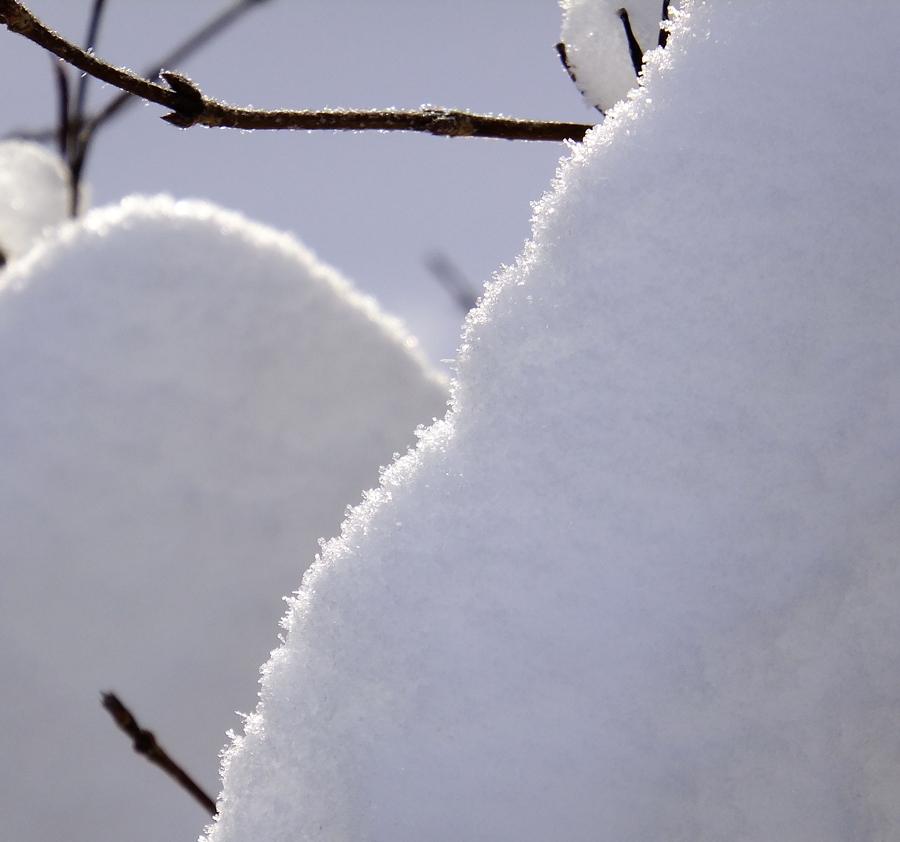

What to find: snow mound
left=0, top=194, right=447, bottom=842
left=0, top=141, right=70, bottom=263
left=559, top=0, right=678, bottom=113
left=208, top=2, right=900, bottom=841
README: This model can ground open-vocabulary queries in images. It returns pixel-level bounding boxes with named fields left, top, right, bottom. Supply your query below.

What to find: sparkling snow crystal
left=0, top=195, right=447, bottom=842
left=208, top=2, right=900, bottom=841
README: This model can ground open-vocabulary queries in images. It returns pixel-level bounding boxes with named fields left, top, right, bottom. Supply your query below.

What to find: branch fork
left=0, top=0, right=594, bottom=143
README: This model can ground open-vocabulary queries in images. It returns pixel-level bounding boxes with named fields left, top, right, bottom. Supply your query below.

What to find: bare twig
left=51, top=57, right=70, bottom=161
left=616, top=8, right=645, bottom=77
left=659, top=0, right=673, bottom=48
left=87, top=0, right=273, bottom=137
left=3, top=0, right=274, bottom=144
left=556, top=2, right=676, bottom=115
left=58, top=0, right=109, bottom=216
left=74, top=0, right=107, bottom=119
left=0, top=0, right=594, bottom=143
left=2, top=126, right=56, bottom=143
left=101, top=692, right=217, bottom=817
left=425, top=252, right=480, bottom=313
left=57, top=0, right=267, bottom=216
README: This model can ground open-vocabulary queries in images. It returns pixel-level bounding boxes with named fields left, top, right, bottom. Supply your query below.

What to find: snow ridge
left=209, top=1, right=900, bottom=839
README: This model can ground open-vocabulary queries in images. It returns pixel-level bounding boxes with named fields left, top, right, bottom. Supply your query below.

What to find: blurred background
left=0, top=0, right=596, bottom=371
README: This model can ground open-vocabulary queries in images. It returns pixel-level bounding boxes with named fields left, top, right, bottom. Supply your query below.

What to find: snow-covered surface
left=559, top=0, right=678, bottom=113
left=0, top=141, right=70, bottom=262
left=208, top=2, right=900, bottom=841
left=0, top=195, right=447, bottom=842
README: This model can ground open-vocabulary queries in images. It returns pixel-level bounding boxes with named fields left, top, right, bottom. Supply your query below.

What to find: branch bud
left=160, top=70, right=204, bottom=127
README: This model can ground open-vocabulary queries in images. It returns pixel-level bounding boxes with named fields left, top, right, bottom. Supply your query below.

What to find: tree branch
left=87, top=0, right=274, bottom=136
left=73, top=0, right=107, bottom=119
left=616, top=8, right=645, bottom=77
left=101, top=692, right=217, bottom=817
left=425, top=252, right=480, bottom=313
left=51, top=57, right=70, bottom=161
left=0, top=0, right=594, bottom=143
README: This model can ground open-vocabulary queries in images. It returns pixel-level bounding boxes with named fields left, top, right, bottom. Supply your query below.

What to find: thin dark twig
left=101, top=692, right=217, bottom=817
left=151, top=0, right=269, bottom=71
left=88, top=0, right=273, bottom=135
left=425, top=252, right=480, bottom=313
left=659, top=0, right=672, bottom=48
left=616, top=8, right=645, bottom=76
left=0, top=0, right=594, bottom=143
left=51, top=57, right=69, bottom=161
left=3, top=0, right=274, bottom=145
left=555, top=40, right=606, bottom=116
left=51, top=0, right=109, bottom=216
left=67, top=137, right=87, bottom=216
left=67, top=0, right=108, bottom=217
left=74, top=0, right=107, bottom=119
left=70, top=0, right=264, bottom=217
left=2, top=126, right=57, bottom=142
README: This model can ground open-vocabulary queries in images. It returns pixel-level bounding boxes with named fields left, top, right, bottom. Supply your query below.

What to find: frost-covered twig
left=0, top=0, right=594, bottom=143
left=24, top=0, right=271, bottom=216
left=4, top=0, right=275, bottom=145
left=100, top=692, right=217, bottom=817
left=86, top=0, right=274, bottom=138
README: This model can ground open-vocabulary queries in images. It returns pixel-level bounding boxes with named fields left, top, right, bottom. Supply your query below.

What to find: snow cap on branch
left=559, top=0, right=679, bottom=113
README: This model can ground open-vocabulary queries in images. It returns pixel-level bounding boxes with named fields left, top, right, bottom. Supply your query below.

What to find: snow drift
left=208, top=2, right=900, bottom=841
left=0, top=193, right=447, bottom=842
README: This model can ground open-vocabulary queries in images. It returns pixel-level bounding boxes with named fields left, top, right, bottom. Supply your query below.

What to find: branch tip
left=160, top=70, right=205, bottom=126
left=100, top=691, right=217, bottom=816
left=160, top=70, right=202, bottom=100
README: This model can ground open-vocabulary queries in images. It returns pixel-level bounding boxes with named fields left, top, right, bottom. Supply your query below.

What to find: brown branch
left=4, top=0, right=275, bottom=142
left=101, top=692, right=217, bottom=817
left=87, top=0, right=275, bottom=135
left=0, top=0, right=594, bottom=143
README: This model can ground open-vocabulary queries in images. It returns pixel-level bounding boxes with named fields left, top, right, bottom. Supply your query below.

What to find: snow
left=206, top=2, right=900, bottom=841
left=0, top=141, right=71, bottom=262
left=0, top=193, right=447, bottom=842
left=559, top=0, right=678, bottom=113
